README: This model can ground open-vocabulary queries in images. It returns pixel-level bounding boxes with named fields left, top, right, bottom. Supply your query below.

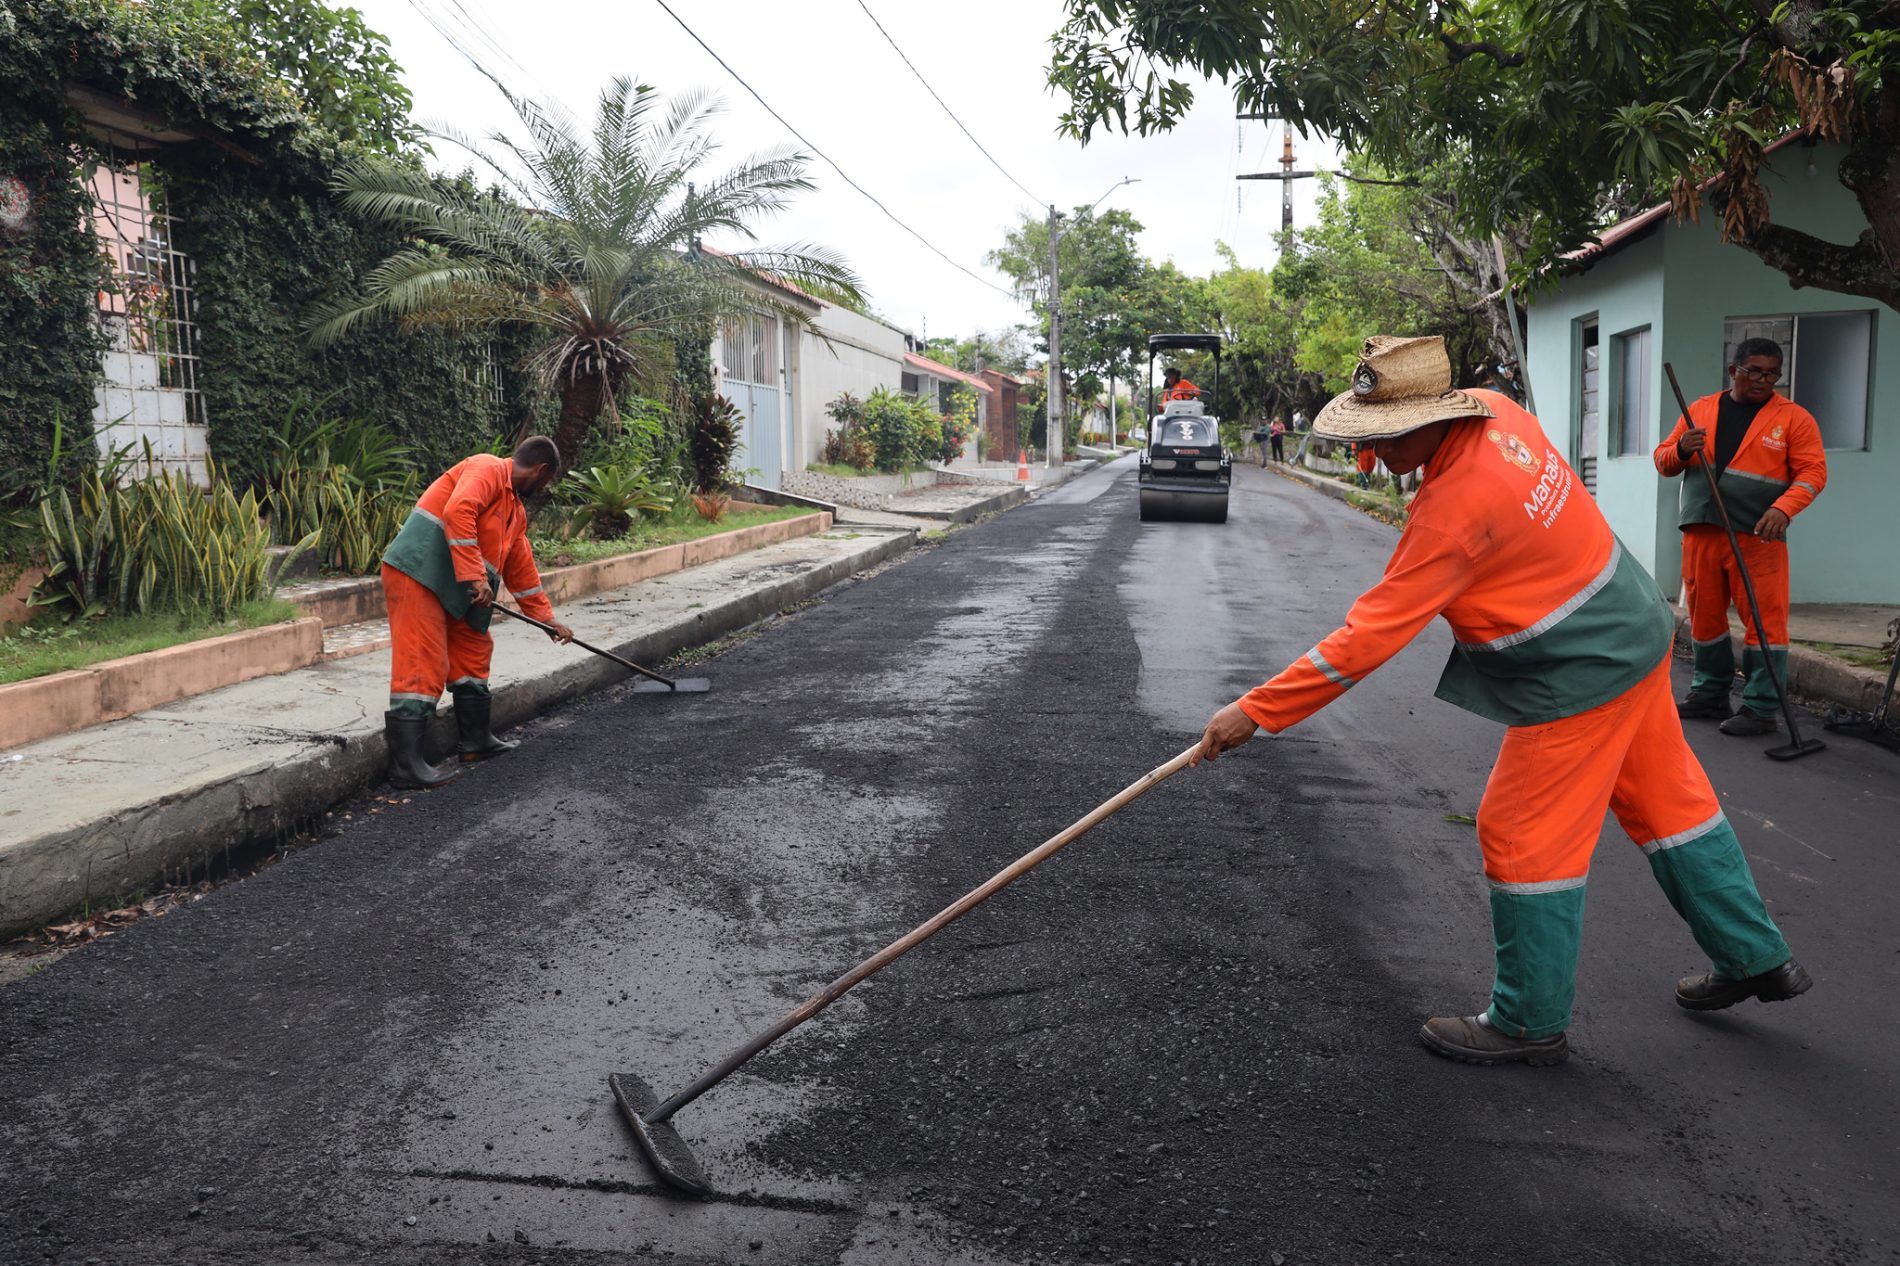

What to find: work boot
left=384, top=711, right=459, bottom=790
left=1718, top=710, right=1777, bottom=736
left=452, top=684, right=518, bottom=762
left=1676, top=958, right=1812, bottom=1011
left=1418, top=1013, right=1568, bottom=1066
left=1677, top=692, right=1733, bottom=720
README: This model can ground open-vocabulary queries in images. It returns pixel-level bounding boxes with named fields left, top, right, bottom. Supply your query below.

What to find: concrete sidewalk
left=0, top=523, right=917, bottom=938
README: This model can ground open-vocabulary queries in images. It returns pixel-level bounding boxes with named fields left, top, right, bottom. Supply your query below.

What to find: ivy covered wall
left=0, top=0, right=541, bottom=492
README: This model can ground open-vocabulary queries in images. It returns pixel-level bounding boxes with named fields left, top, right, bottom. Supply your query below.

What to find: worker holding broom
left=379, top=436, right=574, bottom=790
left=1654, top=338, right=1827, bottom=736
left=1192, top=335, right=1809, bottom=1067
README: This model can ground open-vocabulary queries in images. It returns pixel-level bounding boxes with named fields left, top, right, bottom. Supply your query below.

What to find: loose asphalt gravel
left=1, top=457, right=1894, bottom=1266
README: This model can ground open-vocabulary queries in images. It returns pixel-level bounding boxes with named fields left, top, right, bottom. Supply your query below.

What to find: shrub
left=939, top=385, right=977, bottom=463
left=821, top=392, right=876, bottom=471
left=860, top=387, right=940, bottom=472
left=562, top=465, right=676, bottom=539
left=33, top=457, right=314, bottom=622
left=688, top=393, right=741, bottom=493
left=266, top=458, right=416, bottom=575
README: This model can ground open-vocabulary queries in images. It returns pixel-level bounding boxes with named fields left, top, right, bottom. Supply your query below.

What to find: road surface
left=3, top=459, right=1893, bottom=1265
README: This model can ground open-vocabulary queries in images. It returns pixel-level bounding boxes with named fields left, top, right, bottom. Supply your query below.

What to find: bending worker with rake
left=379, top=436, right=574, bottom=790
left=1192, top=335, right=1810, bottom=1066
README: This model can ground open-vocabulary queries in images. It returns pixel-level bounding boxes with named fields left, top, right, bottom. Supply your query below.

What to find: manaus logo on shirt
left=1488, top=428, right=1542, bottom=476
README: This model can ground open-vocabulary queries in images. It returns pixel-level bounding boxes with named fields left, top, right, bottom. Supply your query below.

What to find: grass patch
left=1795, top=639, right=1892, bottom=671
left=532, top=505, right=815, bottom=567
left=0, top=598, right=300, bottom=685
left=804, top=462, right=932, bottom=478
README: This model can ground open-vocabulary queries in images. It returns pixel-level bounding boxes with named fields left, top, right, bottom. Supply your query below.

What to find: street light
left=1046, top=177, right=1138, bottom=468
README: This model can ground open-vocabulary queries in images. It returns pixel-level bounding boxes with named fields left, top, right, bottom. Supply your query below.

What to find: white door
left=720, top=313, right=783, bottom=490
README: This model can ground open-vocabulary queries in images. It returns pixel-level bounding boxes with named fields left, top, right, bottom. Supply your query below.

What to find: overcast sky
left=352, top=0, right=1337, bottom=340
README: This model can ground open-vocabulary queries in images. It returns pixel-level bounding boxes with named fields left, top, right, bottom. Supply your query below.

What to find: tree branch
left=1721, top=218, right=1900, bottom=309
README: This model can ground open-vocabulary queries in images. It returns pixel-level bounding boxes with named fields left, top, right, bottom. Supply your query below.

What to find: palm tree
left=309, top=77, right=861, bottom=471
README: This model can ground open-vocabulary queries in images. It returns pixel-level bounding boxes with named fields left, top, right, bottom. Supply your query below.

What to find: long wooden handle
left=1662, top=363, right=1810, bottom=742
left=492, top=604, right=680, bottom=688
left=648, top=744, right=1202, bottom=1123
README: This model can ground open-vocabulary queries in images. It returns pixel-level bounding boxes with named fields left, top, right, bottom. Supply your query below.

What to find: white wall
left=793, top=306, right=907, bottom=470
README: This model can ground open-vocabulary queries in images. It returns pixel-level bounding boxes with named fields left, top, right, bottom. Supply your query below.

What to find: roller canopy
left=1147, top=333, right=1222, bottom=354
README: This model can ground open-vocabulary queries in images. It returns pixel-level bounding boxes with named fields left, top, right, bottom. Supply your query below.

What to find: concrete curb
left=284, top=511, right=831, bottom=630
left=1268, top=460, right=1384, bottom=512
left=885, top=484, right=1027, bottom=524
left=0, top=618, right=325, bottom=752
left=0, top=528, right=916, bottom=938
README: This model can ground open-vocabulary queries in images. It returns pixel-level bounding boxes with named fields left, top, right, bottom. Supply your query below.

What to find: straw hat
left=1312, top=335, right=1493, bottom=441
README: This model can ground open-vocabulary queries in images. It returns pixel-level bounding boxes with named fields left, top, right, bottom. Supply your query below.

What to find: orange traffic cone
left=1015, top=449, right=1030, bottom=482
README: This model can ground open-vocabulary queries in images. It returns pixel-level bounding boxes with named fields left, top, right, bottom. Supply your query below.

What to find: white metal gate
left=719, top=313, right=785, bottom=490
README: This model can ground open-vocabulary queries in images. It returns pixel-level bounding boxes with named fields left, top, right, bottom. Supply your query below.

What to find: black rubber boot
left=452, top=684, right=518, bottom=762
left=384, top=711, right=459, bottom=790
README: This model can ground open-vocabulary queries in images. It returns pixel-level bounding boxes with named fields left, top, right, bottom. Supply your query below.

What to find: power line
left=851, top=0, right=1046, bottom=207
left=648, top=0, right=1014, bottom=298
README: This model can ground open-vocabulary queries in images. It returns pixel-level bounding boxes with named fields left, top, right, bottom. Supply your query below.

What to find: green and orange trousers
left=1474, top=655, right=1791, bottom=1038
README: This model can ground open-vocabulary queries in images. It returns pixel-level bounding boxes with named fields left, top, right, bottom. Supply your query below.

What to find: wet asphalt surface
left=2, top=458, right=1895, bottom=1265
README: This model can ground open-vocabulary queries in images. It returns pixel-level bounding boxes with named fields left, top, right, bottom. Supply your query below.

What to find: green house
left=1524, top=140, right=1894, bottom=603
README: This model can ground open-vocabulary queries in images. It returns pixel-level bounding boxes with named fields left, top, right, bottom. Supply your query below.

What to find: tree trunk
left=553, top=374, right=608, bottom=475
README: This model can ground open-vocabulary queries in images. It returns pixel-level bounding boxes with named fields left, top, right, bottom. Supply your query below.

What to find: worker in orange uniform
left=1654, top=338, right=1827, bottom=736
left=1162, top=367, right=1200, bottom=401
left=1192, top=336, right=1808, bottom=1066
left=1354, top=440, right=1378, bottom=488
left=379, top=436, right=574, bottom=790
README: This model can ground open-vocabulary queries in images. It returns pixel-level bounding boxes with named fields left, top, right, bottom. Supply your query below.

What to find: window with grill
left=1722, top=312, right=1873, bottom=450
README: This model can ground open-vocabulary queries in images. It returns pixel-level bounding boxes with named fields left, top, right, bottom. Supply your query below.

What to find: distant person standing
left=1292, top=407, right=1309, bottom=432
left=1654, top=338, right=1827, bottom=737
left=1269, top=415, right=1287, bottom=463
left=1355, top=441, right=1377, bottom=488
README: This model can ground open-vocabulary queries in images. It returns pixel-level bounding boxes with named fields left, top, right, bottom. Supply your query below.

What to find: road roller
left=1137, top=332, right=1231, bottom=523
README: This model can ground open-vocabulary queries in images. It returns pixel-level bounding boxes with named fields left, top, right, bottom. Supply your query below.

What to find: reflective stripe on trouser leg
left=1644, top=820, right=1791, bottom=979
left=1681, top=527, right=1734, bottom=699
left=446, top=617, right=493, bottom=694
left=385, top=564, right=449, bottom=716
left=1474, top=664, right=1656, bottom=1038
left=1606, top=657, right=1792, bottom=978
left=1488, top=884, right=1587, bottom=1039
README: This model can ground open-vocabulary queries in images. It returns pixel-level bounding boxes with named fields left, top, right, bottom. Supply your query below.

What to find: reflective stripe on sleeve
left=1458, top=542, right=1620, bottom=653
left=1638, top=812, right=1725, bottom=856
left=1792, top=481, right=1820, bottom=495
left=513, top=584, right=544, bottom=598
left=447, top=537, right=479, bottom=547
left=1305, top=647, right=1356, bottom=689
left=414, top=507, right=444, bottom=527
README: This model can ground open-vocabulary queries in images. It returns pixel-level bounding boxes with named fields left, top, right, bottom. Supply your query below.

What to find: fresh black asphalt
left=1, top=458, right=1893, bottom=1264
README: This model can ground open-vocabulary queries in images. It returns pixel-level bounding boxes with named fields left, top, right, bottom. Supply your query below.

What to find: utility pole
left=1236, top=114, right=1317, bottom=240
left=1279, top=123, right=1295, bottom=235
left=1045, top=203, right=1062, bottom=469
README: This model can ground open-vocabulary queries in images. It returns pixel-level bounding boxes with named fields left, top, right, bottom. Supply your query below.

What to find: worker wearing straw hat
left=1191, top=335, right=1809, bottom=1066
